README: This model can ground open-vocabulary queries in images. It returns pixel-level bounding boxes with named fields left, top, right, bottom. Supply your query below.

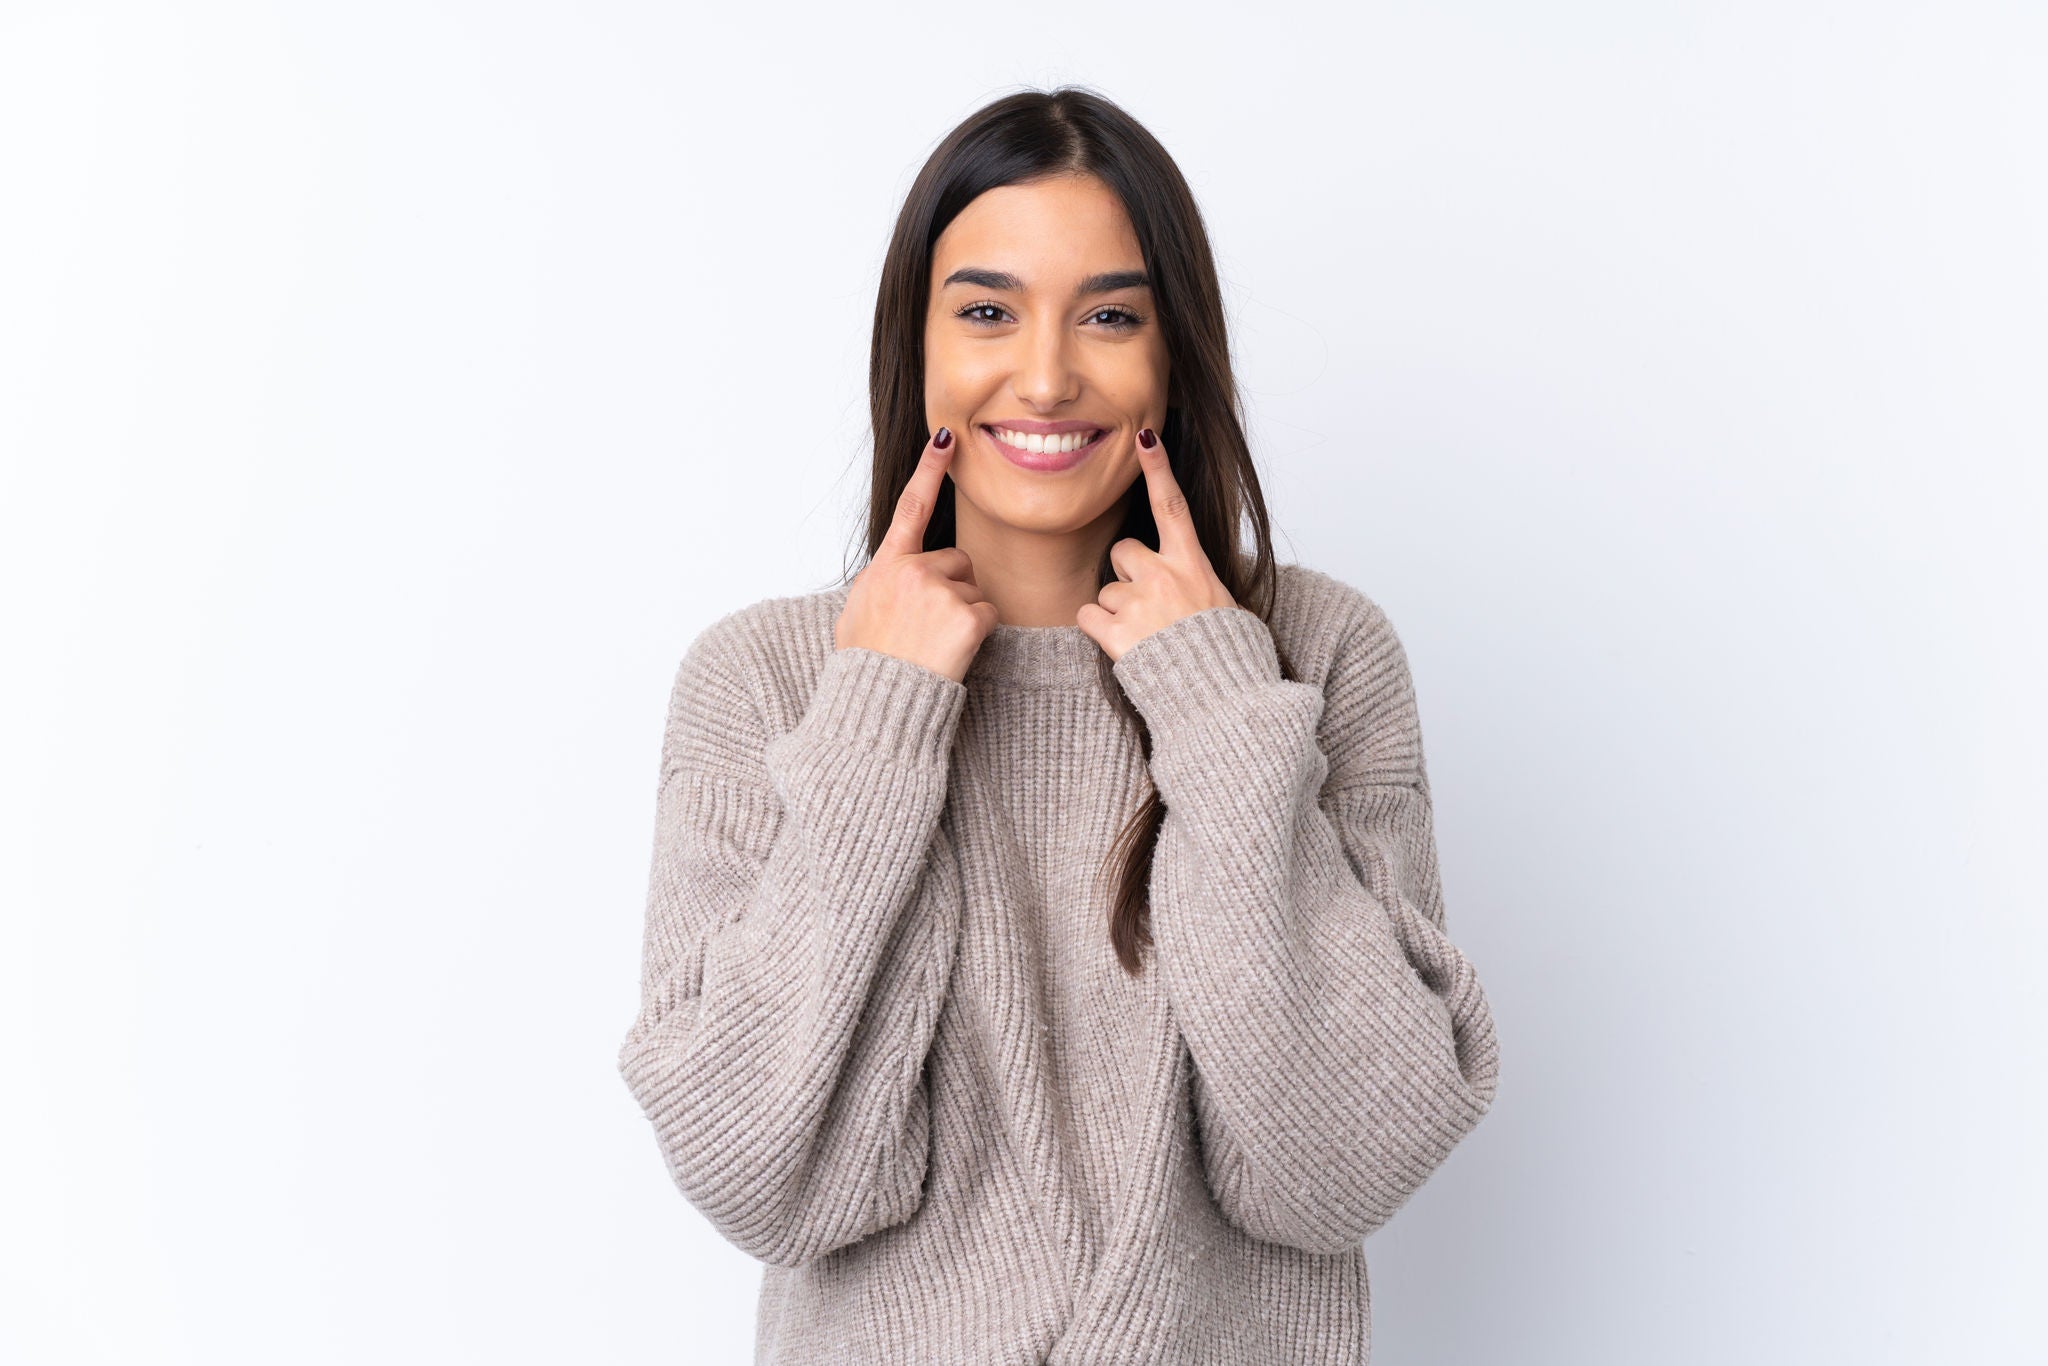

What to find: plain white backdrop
left=3, top=1, right=2042, bottom=1361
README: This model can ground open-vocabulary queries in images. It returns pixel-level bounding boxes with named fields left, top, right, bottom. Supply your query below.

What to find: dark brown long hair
left=841, top=85, right=1295, bottom=977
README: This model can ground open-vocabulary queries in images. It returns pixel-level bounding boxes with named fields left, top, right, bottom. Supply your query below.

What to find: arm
left=616, top=622, right=967, bottom=1266
left=1111, top=598, right=1501, bottom=1255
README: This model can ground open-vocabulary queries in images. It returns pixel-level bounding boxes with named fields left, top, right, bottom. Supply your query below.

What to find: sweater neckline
left=967, top=620, right=1107, bottom=688
left=821, top=585, right=1107, bottom=687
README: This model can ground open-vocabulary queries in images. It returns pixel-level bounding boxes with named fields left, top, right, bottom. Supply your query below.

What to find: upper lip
left=982, top=418, right=1107, bottom=435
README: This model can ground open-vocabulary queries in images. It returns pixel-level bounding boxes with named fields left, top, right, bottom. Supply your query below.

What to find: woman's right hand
left=834, top=427, right=998, bottom=684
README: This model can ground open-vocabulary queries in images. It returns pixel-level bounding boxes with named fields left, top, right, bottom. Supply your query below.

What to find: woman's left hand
left=1077, top=427, right=1238, bottom=664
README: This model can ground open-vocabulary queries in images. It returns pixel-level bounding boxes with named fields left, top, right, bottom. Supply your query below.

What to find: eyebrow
left=940, top=266, right=1152, bottom=297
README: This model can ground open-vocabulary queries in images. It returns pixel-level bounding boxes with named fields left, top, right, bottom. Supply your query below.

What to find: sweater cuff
left=796, top=645, right=968, bottom=769
left=1110, top=605, right=1282, bottom=729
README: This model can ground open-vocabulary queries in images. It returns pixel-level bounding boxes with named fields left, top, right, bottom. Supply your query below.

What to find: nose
left=1009, top=316, right=1082, bottom=411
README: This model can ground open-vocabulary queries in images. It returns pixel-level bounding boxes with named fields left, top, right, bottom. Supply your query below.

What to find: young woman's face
left=924, top=174, right=1170, bottom=539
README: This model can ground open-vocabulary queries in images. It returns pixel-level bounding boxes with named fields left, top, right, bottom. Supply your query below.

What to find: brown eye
left=956, top=301, right=1011, bottom=325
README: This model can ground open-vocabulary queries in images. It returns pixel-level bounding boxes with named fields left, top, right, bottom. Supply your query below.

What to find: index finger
left=878, top=427, right=956, bottom=559
left=1137, top=428, right=1200, bottom=557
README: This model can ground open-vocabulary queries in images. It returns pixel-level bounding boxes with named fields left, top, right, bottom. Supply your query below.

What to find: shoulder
left=1266, top=560, right=1406, bottom=680
left=669, top=582, right=852, bottom=732
left=1266, top=562, right=1426, bottom=790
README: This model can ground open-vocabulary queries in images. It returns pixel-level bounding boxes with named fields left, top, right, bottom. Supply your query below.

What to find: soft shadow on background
left=2, top=2, right=2042, bottom=1362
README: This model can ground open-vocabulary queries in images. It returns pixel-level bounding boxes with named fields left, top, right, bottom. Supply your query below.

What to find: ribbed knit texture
left=617, top=562, right=1501, bottom=1365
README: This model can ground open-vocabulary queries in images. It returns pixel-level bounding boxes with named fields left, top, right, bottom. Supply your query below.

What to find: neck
left=953, top=492, right=1131, bottom=628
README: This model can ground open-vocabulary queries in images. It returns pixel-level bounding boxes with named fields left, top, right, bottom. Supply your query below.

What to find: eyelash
left=954, top=300, right=1148, bottom=332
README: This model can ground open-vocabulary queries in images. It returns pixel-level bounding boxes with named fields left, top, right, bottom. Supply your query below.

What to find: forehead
left=931, top=175, right=1143, bottom=284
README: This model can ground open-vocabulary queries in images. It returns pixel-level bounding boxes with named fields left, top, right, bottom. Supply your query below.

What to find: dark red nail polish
left=935, top=426, right=952, bottom=449
left=1138, top=427, right=1157, bottom=449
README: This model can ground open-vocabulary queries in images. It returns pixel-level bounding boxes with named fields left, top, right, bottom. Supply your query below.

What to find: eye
left=955, top=300, right=1013, bottom=326
left=1088, top=305, right=1146, bottom=332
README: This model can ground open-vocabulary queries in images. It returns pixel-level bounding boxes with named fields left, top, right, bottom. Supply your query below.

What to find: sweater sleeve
left=616, top=623, right=968, bottom=1267
left=1109, top=599, right=1501, bottom=1255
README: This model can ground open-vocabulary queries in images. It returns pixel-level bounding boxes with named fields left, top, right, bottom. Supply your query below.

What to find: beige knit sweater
left=617, top=561, right=1500, bottom=1364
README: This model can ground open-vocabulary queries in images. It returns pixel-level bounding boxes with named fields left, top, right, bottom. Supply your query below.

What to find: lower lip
left=981, top=425, right=1108, bottom=472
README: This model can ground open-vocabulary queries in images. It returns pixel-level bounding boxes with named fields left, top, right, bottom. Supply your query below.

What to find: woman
left=617, top=86, right=1501, bottom=1364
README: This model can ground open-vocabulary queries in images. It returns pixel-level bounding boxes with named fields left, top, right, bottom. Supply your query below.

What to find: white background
left=3, top=2, right=2042, bottom=1362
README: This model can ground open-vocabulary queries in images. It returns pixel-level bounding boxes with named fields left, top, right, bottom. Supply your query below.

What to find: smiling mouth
left=983, top=425, right=1107, bottom=455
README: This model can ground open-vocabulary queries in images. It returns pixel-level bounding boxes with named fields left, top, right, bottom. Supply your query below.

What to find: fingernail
left=935, top=426, right=952, bottom=449
left=1138, top=427, right=1157, bottom=449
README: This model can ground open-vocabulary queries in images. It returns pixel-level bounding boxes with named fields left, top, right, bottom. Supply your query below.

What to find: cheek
left=1145, top=341, right=1171, bottom=405
left=921, top=328, right=950, bottom=401
left=924, top=335, right=997, bottom=409
left=1101, top=348, right=1170, bottom=418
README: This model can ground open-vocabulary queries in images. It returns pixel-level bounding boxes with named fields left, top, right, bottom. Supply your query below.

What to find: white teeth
left=991, top=426, right=1100, bottom=453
